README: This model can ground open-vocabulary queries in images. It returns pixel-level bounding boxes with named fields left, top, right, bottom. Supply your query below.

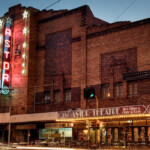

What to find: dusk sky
left=0, top=0, right=150, bottom=23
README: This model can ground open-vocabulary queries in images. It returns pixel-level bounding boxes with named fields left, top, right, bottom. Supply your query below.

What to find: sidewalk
left=0, top=144, right=150, bottom=150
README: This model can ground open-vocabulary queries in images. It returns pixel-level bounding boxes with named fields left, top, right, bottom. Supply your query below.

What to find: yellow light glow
left=56, top=114, right=150, bottom=122
left=0, top=19, right=3, bottom=27
left=22, top=53, right=26, bottom=59
left=23, top=27, right=28, bottom=35
left=83, top=130, right=88, bottom=134
left=16, top=146, right=76, bottom=150
left=23, top=42, right=27, bottom=48
left=0, top=35, right=3, bottom=43
left=22, top=63, right=26, bottom=67
left=22, top=69, right=25, bottom=74
left=23, top=10, right=29, bottom=19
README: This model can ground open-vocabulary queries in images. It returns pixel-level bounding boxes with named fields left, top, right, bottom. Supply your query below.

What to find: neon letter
left=4, top=51, right=10, bottom=59
left=3, top=62, right=9, bottom=70
left=3, top=74, right=9, bottom=82
left=5, top=28, right=11, bottom=37
left=5, top=40, right=10, bottom=48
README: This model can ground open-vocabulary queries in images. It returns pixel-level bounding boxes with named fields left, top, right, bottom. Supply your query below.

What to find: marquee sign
left=1, top=17, right=12, bottom=95
left=58, top=105, right=148, bottom=119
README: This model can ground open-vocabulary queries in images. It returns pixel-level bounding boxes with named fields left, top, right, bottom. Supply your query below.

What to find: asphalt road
left=1, top=145, right=150, bottom=150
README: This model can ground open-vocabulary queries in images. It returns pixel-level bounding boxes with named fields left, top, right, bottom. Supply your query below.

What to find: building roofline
left=87, top=18, right=150, bottom=39
left=38, top=5, right=107, bottom=25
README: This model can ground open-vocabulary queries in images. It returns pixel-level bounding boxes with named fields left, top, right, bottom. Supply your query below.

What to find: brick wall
left=45, top=28, right=72, bottom=83
left=2, top=4, right=150, bottom=114
left=101, top=48, right=137, bottom=83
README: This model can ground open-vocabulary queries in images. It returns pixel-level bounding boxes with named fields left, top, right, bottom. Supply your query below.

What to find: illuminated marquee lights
left=0, top=19, right=3, bottom=28
left=23, top=27, right=28, bottom=35
left=0, top=35, right=3, bottom=43
left=1, top=17, right=12, bottom=94
left=23, top=10, right=29, bottom=19
left=22, top=10, right=29, bottom=74
left=0, top=19, right=4, bottom=54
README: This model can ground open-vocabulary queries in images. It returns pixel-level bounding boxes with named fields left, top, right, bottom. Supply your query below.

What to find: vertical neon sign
left=1, top=17, right=11, bottom=94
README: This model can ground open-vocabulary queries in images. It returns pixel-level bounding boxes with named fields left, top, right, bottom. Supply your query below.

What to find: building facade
left=0, top=4, right=150, bottom=146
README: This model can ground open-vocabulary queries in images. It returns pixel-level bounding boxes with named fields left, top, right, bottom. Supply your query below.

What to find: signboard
left=1, top=17, right=12, bottom=95
left=16, top=124, right=36, bottom=130
left=147, top=105, right=150, bottom=113
left=58, top=105, right=147, bottom=119
left=45, top=123, right=72, bottom=128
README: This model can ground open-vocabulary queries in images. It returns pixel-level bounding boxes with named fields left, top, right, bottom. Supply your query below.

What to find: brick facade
left=0, top=4, right=150, bottom=115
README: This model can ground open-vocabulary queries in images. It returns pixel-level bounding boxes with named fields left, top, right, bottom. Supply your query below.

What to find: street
left=0, top=145, right=150, bottom=150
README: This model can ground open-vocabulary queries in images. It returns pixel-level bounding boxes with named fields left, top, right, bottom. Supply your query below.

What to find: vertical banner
left=1, top=17, right=11, bottom=95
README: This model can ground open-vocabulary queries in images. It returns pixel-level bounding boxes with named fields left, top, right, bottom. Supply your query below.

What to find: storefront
left=39, top=123, right=73, bottom=143
left=11, top=124, right=37, bottom=143
left=57, top=105, right=150, bottom=146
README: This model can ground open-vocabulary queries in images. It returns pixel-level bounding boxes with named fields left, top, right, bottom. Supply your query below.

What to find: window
left=128, top=82, right=137, bottom=96
left=114, top=83, right=123, bottom=98
left=54, top=91, right=60, bottom=103
left=15, top=44, right=21, bottom=55
left=43, top=91, right=50, bottom=103
left=65, top=89, right=71, bottom=102
left=101, top=84, right=110, bottom=99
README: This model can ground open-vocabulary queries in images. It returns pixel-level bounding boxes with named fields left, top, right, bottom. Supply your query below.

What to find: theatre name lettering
left=58, top=105, right=149, bottom=119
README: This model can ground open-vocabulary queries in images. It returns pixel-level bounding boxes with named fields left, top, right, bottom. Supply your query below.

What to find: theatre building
left=0, top=4, right=150, bottom=147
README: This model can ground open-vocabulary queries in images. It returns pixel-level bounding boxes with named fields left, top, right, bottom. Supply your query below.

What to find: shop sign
left=58, top=105, right=146, bottom=119
left=45, top=123, right=71, bottom=128
left=147, top=105, right=150, bottom=114
left=16, top=124, right=36, bottom=130
left=1, top=17, right=12, bottom=95
left=119, top=105, right=146, bottom=115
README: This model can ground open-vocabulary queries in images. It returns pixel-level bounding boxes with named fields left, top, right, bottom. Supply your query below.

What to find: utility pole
left=8, top=93, right=12, bottom=146
left=5, top=88, right=13, bottom=146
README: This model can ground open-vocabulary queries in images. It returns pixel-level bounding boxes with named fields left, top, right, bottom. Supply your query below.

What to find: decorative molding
left=123, top=70, right=150, bottom=81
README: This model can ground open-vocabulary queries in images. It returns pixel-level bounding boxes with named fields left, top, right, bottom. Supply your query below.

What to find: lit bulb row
left=56, top=114, right=150, bottom=122
left=22, top=10, right=29, bottom=74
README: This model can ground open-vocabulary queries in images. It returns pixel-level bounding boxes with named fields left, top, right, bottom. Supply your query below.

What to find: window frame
left=43, top=91, right=50, bottom=104
left=114, top=82, right=123, bottom=98
left=54, top=90, right=60, bottom=104
left=128, top=81, right=138, bottom=97
left=101, top=84, right=110, bottom=99
left=64, top=89, right=71, bottom=102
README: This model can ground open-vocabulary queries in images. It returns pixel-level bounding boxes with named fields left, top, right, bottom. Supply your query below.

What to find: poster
left=102, top=128, right=106, bottom=143
left=114, top=128, right=118, bottom=142
left=134, top=128, right=138, bottom=142
left=78, top=130, right=84, bottom=142
left=127, top=128, right=132, bottom=142
left=107, top=128, right=112, bottom=144
left=120, top=127, right=126, bottom=142
left=148, top=127, right=150, bottom=142
left=140, top=127, right=145, bottom=143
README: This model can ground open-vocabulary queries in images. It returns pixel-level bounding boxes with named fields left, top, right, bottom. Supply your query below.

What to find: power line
left=113, top=0, right=137, bottom=22
left=42, top=0, right=62, bottom=10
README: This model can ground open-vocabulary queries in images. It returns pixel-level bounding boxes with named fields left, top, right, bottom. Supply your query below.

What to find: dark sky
left=0, top=0, right=150, bottom=23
